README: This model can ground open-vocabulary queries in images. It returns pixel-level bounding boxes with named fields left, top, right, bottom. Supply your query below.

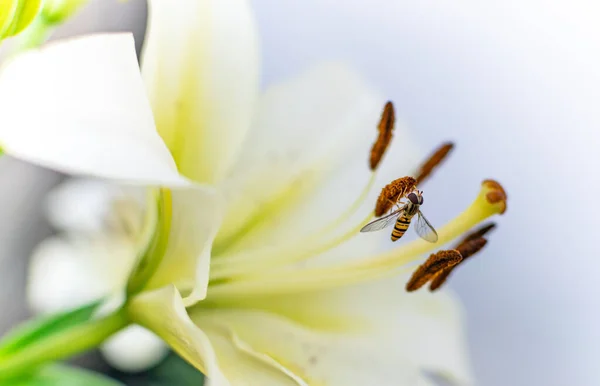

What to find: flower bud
left=0, top=0, right=44, bottom=39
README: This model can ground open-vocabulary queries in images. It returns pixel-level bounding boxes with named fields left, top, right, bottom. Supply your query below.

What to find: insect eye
left=419, top=195, right=424, bottom=205
left=407, top=192, right=418, bottom=204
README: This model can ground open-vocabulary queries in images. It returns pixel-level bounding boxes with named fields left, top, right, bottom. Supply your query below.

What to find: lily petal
left=142, top=0, right=259, bottom=184
left=192, top=308, right=435, bottom=386
left=127, top=286, right=229, bottom=385
left=215, top=63, right=395, bottom=253
left=140, top=187, right=223, bottom=304
left=128, top=286, right=306, bottom=385
left=199, top=322, right=309, bottom=386
left=0, top=33, right=186, bottom=186
left=201, top=277, right=473, bottom=385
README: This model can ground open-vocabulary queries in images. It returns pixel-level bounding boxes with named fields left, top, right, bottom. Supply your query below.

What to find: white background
left=0, top=1, right=598, bottom=385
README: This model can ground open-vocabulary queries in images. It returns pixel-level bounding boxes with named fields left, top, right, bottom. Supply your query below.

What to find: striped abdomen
left=391, top=214, right=413, bottom=241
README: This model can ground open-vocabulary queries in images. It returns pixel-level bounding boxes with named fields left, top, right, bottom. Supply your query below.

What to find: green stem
left=0, top=309, right=130, bottom=381
left=126, top=189, right=172, bottom=296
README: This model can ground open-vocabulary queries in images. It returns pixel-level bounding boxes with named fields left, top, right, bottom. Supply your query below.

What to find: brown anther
left=406, top=250, right=462, bottom=292
left=428, top=268, right=453, bottom=292
left=430, top=236, right=490, bottom=291
left=456, top=237, right=488, bottom=260
left=457, top=222, right=496, bottom=245
left=414, top=142, right=454, bottom=184
left=369, top=101, right=395, bottom=171
left=374, top=176, right=416, bottom=216
left=482, top=179, right=508, bottom=214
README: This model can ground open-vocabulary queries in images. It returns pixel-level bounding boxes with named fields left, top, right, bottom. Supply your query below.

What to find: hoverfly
left=360, top=190, right=438, bottom=242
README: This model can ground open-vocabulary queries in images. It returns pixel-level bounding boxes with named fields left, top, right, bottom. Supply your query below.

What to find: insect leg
left=393, top=191, right=407, bottom=210
left=387, top=198, right=404, bottom=211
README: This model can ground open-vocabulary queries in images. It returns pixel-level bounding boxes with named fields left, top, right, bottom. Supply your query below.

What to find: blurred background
left=1, top=1, right=599, bottom=385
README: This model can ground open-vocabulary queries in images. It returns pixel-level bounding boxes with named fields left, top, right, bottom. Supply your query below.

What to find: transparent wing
left=360, top=208, right=404, bottom=233
left=415, top=210, right=439, bottom=242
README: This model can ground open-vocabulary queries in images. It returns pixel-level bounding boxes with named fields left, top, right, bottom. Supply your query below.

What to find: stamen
left=207, top=180, right=507, bottom=298
left=369, top=101, right=395, bottom=171
left=413, top=142, right=454, bottom=184
left=211, top=170, right=380, bottom=278
left=210, top=210, right=374, bottom=280
left=318, top=173, right=377, bottom=236
left=456, top=237, right=488, bottom=259
left=429, top=237, right=488, bottom=291
left=405, top=250, right=462, bottom=292
left=429, top=225, right=494, bottom=291
left=375, top=176, right=416, bottom=216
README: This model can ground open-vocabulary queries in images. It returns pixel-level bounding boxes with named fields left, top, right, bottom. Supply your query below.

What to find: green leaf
left=108, top=353, right=205, bottom=386
left=0, top=300, right=102, bottom=356
left=10, top=364, right=124, bottom=386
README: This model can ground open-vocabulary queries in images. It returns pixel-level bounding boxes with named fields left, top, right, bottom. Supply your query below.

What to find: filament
left=210, top=173, right=379, bottom=280
left=208, top=181, right=506, bottom=298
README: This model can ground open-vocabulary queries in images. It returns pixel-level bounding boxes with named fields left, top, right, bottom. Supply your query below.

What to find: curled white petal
left=140, top=186, right=223, bottom=304
left=0, top=33, right=186, bottom=186
left=127, top=285, right=230, bottom=385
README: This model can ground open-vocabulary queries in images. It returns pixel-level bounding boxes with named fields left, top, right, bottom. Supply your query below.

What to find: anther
left=406, top=250, right=462, bottom=292
left=428, top=268, right=453, bottom=292
left=369, top=101, right=395, bottom=171
left=456, top=237, right=488, bottom=259
left=414, top=142, right=454, bottom=184
left=455, top=222, right=496, bottom=248
left=482, top=179, right=508, bottom=214
left=429, top=236, right=489, bottom=291
left=374, top=176, right=416, bottom=216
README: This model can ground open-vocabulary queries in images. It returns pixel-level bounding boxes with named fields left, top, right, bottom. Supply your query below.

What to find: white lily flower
left=0, top=1, right=508, bottom=384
